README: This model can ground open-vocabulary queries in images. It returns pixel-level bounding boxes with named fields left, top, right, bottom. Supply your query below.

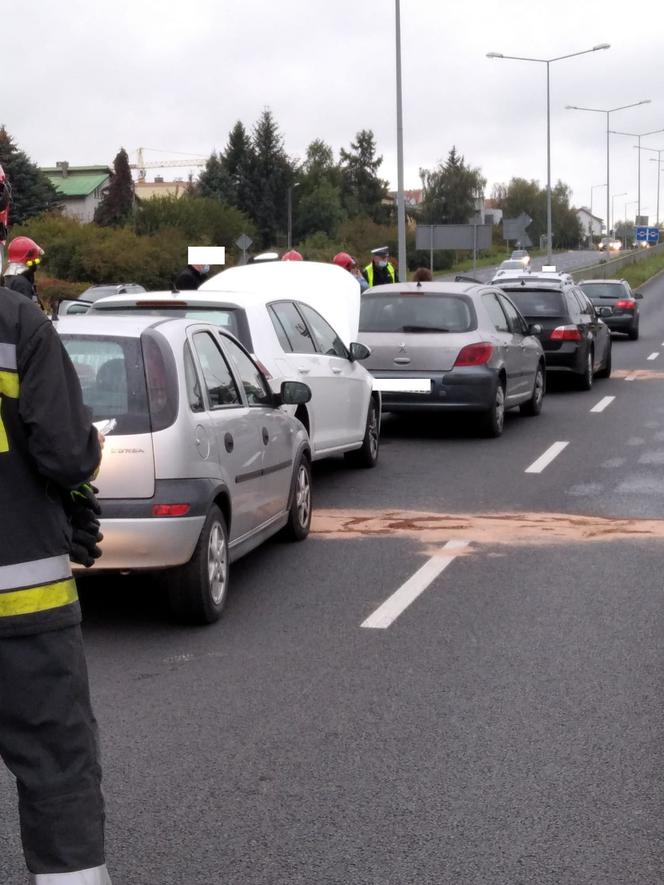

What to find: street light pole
left=590, top=183, right=605, bottom=243
left=566, top=100, right=650, bottom=236
left=636, top=146, right=664, bottom=225
left=287, top=182, right=300, bottom=250
left=608, top=126, right=664, bottom=220
left=395, top=0, right=407, bottom=282
left=487, top=43, right=609, bottom=264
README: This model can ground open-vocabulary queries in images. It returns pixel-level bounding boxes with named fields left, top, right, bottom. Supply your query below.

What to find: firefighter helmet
left=281, top=250, right=303, bottom=261
left=7, top=236, right=44, bottom=267
left=332, top=252, right=356, bottom=271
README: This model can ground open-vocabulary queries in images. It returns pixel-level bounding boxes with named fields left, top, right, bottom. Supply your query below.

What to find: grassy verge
left=621, top=251, right=664, bottom=289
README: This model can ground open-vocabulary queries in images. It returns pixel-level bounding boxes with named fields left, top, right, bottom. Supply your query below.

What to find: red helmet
left=281, top=249, right=303, bottom=261
left=332, top=252, right=356, bottom=271
left=8, top=236, right=44, bottom=266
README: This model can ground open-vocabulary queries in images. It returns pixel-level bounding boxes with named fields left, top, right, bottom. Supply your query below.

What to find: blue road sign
left=636, top=226, right=659, bottom=243
left=647, top=227, right=660, bottom=243
left=636, top=226, right=648, bottom=241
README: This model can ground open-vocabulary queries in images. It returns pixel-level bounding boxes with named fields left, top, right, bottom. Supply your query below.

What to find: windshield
left=579, top=282, right=627, bottom=301
left=359, top=293, right=476, bottom=333
left=89, top=305, right=249, bottom=347
left=501, top=288, right=565, bottom=317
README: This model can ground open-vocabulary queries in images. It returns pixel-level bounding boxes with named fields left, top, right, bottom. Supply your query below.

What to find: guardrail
left=570, top=242, right=664, bottom=282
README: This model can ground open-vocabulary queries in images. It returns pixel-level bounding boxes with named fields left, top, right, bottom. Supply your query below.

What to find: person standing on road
left=333, top=252, right=369, bottom=292
left=0, top=284, right=111, bottom=884
left=174, top=262, right=209, bottom=290
left=362, top=246, right=396, bottom=288
left=2, top=236, right=45, bottom=306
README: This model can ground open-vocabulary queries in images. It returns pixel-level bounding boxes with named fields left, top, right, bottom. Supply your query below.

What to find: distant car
left=493, top=270, right=612, bottom=389
left=497, top=259, right=528, bottom=273
left=598, top=237, right=621, bottom=252
left=510, top=249, right=530, bottom=265
left=578, top=278, right=643, bottom=340
left=88, top=262, right=381, bottom=468
left=357, top=281, right=546, bottom=438
left=55, top=314, right=313, bottom=625
left=57, top=283, right=146, bottom=318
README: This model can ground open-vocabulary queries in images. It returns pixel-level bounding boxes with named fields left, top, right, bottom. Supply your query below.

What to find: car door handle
left=331, top=367, right=342, bottom=374
left=298, top=367, right=311, bottom=374
left=224, top=433, right=234, bottom=453
left=262, top=427, right=269, bottom=445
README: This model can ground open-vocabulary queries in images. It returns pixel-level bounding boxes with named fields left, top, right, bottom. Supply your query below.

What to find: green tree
left=419, top=147, right=486, bottom=225
left=246, top=109, right=295, bottom=248
left=94, top=147, right=134, bottom=227
left=294, top=140, right=346, bottom=240
left=340, top=130, right=389, bottom=223
left=495, top=177, right=581, bottom=248
left=0, top=126, right=60, bottom=224
left=224, top=121, right=254, bottom=215
left=197, top=152, right=232, bottom=203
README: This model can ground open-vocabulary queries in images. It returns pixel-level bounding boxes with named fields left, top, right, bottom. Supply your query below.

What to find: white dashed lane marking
left=590, top=396, right=615, bottom=413
left=361, top=540, right=469, bottom=630
left=525, top=442, right=569, bottom=474
left=647, top=353, right=660, bottom=361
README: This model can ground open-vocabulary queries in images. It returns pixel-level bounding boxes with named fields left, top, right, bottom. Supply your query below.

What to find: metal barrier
left=570, top=242, right=664, bottom=282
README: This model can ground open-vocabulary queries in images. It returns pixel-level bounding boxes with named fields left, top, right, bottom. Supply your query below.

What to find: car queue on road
left=54, top=255, right=644, bottom=626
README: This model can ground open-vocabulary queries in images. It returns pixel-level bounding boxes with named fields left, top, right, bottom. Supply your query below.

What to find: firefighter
left=362, top=246, right=396, bottom=288
left=0, top=284, right=111, bottom=884
left=332, top=252, right=369, bottom=292
left=3, top=235, right=45, bottom=304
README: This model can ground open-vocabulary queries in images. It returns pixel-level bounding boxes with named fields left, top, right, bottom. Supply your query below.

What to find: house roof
left=41, top=166, right=112, bottom=198
left=576, top=206, right=603, bottom=222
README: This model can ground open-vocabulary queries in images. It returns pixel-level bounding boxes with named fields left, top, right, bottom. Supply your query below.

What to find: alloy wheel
left=207, top=521, right=228, bottom=605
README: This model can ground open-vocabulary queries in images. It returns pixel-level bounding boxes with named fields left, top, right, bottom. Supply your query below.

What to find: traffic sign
left=635, top=226, right=659, bottom=243
left=502, top=212, right=533, bottom=248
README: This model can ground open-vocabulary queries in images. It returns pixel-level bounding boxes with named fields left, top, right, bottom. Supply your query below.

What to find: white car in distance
left=89, top=262, right=381, bottom=468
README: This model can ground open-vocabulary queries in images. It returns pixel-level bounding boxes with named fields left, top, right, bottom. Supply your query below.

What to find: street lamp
left=395, top=0, right=407, bottom=282
left=590, top=183, right=606, bottom=242
left=566, top=99, right=650, bottom=237
left=287, top=182, right=300, bottom=250
left=611, top=126, right=664, bottom=220
left=487, top=43, right=610, bottom=263
left=611, top=192, right=627, bottom=235
left=635, top=146, right=664, bottom=225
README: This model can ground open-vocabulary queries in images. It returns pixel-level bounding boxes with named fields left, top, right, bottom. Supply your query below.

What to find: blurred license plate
left=374, top=378, right=431, bottom=394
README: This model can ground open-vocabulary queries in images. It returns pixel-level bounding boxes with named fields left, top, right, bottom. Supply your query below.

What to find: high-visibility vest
left=363, top=261, right=396, bottom=288
left=0, top=287, right=100, bottom=636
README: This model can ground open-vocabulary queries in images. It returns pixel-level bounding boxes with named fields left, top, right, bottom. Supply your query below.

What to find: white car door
left=297, top=303, right=368, bottom=448
left=220, top=333, right=295, bottom=521
left=190, top=330, right=266, bottom=541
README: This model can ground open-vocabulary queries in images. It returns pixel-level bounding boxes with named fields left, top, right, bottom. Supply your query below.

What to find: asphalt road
left=2, top=272, right=664, bottom=883
left=440, top=249, right=614, bottom=284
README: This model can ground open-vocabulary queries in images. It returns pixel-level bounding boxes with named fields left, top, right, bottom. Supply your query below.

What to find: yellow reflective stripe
left=0, top=578, right=78, bottom=618
left=0, top=369, right=18, bottom=454
left=0, top=369, right=19, bottom=398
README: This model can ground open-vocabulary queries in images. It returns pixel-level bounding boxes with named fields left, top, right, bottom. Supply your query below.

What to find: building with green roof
left=41, top=162, right=112, bottom=222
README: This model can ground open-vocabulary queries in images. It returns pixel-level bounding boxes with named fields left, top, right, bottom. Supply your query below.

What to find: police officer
left=0, top=284, right=111, bottom=884
left=3, top=236, right=45, bottom=304
left=362, top=246, right=396, bottom=287
left=174, top=262, right=209, bottom=290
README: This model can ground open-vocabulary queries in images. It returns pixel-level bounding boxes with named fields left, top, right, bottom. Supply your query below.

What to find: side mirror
left=634, top=291, right=644, bottom=300
left=528, top=323, right=543, bottom=336
left=279, top=380, right=311, bottom=405
left=349, top=342, right=371, bottom=361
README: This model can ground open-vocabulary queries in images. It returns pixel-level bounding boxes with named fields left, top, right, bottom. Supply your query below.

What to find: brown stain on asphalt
left=611, top=369, right=664, bottom=380
left=312, top=509, right=664, bottom=552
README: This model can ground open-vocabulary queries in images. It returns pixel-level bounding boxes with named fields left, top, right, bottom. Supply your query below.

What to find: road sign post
left=235, top=233, right=253, bottom=265
left=502, top=212, right=533, bottom=248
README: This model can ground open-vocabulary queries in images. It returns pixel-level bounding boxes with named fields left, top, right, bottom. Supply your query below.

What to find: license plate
left=373, top=378, right=432, bottom=394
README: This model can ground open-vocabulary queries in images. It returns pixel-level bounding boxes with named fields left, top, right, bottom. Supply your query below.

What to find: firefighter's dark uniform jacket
left=0, top=286, right=100, bottom=637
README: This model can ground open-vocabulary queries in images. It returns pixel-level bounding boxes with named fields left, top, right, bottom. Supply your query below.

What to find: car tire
left=520, top=363, right=545, bottom=416
left=344, top=398, right=380, bottom=468
left=628, top=321, right=639, bottom=341
left=595, top=341, right=612, bottom=379
left=281, top=455, right=312, bottom=542
left=578, top=348, right=594, bottom=391
left=167, top=505, right=229, bottom=625
left=479, top=381, right=506, bottom=437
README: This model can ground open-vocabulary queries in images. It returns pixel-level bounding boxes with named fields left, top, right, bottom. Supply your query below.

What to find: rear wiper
left=401, top=325, right=450, bottom=333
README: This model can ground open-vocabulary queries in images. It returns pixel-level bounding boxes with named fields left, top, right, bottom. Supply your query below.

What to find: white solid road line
left=590, top=396, right=615, bottom=413
left=361, top=540, right=469, bottom=630
left=647, top=352, right=659, bottom=361
left=525, top=441, right=569, bottom=474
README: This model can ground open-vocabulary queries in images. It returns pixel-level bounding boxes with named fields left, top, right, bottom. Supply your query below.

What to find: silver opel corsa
left=55, top=315, right=313, bottom=624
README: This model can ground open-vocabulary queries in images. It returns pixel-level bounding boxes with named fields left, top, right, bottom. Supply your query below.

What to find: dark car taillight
left=550, top=325, right=582, bottom=341
left=615, top=299, right=636, bottom=310
left=454, top=342, right=493, bottom=366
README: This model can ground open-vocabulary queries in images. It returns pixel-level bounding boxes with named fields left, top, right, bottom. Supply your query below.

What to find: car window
left=297, top=303, right=349, bottom=358
left=579, top=282, right=628, bottom=301
left=359, top=293, right=476, bottom=332
left=505, top=289, right=566, bottom=318
left=183, top=342, right=204, bottom=412
left=482, top=292, right=509, bottom=332
left=89, top=305, right=247, bottom=347
left=572, top=289, right=593, bottom=316
left=268, top=302, right=316, bottom=354
left=192, top=331, right=242, bottom=409
left=497, top=293, right=526, bottom=334
left=221, top=336, right=272, bottom=407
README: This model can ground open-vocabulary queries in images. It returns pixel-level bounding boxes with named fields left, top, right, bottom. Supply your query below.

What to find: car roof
left=494, top=270, right=574, bottom=287
left=578, top=278, right=627, bottom=285
left=55, top=314, right=189, bottom=337
left=364, top=281, right=483, bottom=296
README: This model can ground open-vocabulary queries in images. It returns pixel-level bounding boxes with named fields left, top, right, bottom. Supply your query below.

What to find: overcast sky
left=4, top=0, right=664, bottom=225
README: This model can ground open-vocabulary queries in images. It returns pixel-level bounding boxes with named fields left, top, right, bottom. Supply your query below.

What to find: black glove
left=63, top=483, right=103, bottom=568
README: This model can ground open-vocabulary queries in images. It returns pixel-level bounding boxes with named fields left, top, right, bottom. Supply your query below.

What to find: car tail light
left=550, top=325, right=582, bottom=341
left=454, top=342, right=493, bottom=367
left=615, top=299, right=636, bottom=310
left=152, top=503, right=191, bottom=517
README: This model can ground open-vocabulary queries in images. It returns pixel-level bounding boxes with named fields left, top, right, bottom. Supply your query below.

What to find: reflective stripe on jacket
left=363, top=262, right=396, bottom=287
left=0, top=555, right=77, bottom=619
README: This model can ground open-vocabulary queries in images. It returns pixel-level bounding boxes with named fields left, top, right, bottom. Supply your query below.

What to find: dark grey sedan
left=358, top=282, right=545, bottom=437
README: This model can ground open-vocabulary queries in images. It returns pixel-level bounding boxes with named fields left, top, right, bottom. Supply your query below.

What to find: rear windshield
left=359, top=293, right=477, bottom=333
left=89, top=305, right=250, bottom=348
left=60, top=334, right=151, bottom=435
left=501, top=288, right=565, bottom=317
left=579, top=282, right=627, bottom=301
